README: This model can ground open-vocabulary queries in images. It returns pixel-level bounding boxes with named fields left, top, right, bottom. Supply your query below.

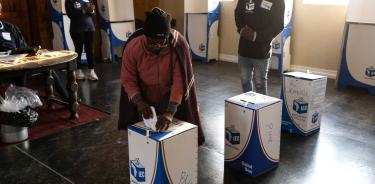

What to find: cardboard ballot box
left=281, top=72, right=327, bottom=136
left=128, top=119, right=198, bottom=184
left=225, top=92, right=282, bottom=177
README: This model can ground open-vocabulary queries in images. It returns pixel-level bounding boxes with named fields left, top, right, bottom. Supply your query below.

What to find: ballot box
left=225, top=92, right=282, bottom=177
left=128, top=119, right=198, bottom=184
left=281, top=72, right=327, bottom=136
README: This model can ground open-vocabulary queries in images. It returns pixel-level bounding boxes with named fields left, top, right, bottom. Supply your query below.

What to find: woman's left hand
left=156, top=112, right=174, bottom=131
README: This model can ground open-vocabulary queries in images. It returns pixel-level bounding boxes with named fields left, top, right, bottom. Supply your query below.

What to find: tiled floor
left=0, top=61, right=374, bottom=184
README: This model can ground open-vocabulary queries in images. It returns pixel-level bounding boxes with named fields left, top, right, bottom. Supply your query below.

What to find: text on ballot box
left=128, top=119, right=198, bottom=184
left=225, top=92, right=282, bottom=177
left=281, top=72, right=327, bottom=136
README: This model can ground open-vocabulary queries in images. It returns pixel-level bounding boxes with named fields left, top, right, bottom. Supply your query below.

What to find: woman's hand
left=136, top=100, right=153, bottom=119
left=156, top=112, right=174, bottom=131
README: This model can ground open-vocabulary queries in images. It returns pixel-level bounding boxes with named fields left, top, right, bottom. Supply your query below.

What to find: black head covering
left=143, top=7, right=171, bottom=39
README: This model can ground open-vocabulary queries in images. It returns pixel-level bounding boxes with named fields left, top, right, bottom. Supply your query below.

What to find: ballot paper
left=142, top=106, right=157, bottom=131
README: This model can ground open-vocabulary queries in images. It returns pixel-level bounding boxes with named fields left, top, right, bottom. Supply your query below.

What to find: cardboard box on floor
left=281, top=72, right=327, bottom=136
left=225, top=92, right=282, bottom=177
left=128, top=119, right=198, bottom=184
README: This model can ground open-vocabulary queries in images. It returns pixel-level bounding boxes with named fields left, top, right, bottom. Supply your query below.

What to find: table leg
left=46, top=70, right=55, bottom=110
left=67, top=70, right=79, bottom=119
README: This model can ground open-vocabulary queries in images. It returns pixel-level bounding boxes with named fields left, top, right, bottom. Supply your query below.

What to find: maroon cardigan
left=118, top=29, right=205, bottom=145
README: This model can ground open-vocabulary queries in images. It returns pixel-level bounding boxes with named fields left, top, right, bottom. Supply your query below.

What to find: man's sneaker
left=76, top=69, right=85, bottom=80
left=87, top=69, right=99, bottom=81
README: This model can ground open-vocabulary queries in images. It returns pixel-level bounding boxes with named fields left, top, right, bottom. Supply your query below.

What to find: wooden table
left=0, top=50, right=80, bottom=119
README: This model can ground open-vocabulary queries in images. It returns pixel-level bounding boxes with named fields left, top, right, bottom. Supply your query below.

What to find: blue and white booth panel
left=185, top=14, right=208, bottom=62
left=185, top=0, right=220, bottom=63
left=270, top=32, right=292, bottom=74
left=207, top=2, right=220, bottom=62
left=337, top=23, right=375, bottom=94
left=51, top=21, right=65, bottom=50
left=97, top=0, right=134, bottom=22
left=100, top=22, right=135, bottom=62
left=270, top=0, right=293, bottom=74
left=185, top=13, right=220, bottom=63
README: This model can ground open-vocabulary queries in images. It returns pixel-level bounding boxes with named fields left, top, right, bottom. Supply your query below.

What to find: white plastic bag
left=0, top=85, right=42, bottom=112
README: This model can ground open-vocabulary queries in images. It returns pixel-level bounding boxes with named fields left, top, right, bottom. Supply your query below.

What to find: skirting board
left=219, top=54, right=337, bottom=79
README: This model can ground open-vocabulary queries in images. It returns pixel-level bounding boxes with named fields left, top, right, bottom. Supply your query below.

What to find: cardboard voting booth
left=281, top=72, right=327, bottom=136
left=337, top=0, right=375, bottom=94
left=225, top=92, right=282, bottom=177
left=97, top=0, right=135, bottom=62
left=184, top=0, right=221, bottom=63
left=270, top=0, right=294, bottom=74
left=128, top=119, right=198, bottom=184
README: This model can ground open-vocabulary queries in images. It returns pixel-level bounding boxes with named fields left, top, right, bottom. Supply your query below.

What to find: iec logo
left=312, top=112, right=319, bottom=124
left=126, top=31, right=133, bottom=38
left=130, top=159, right=146, bottom=182
left=225, top=127, right=240, bottom=145
left=365, top=67, right=375, bottom=77
left=293, top=98, right=308, bottom=114
left=273, top=42, right=281, bottom=49
left=199, top=43, right=206, bottom=52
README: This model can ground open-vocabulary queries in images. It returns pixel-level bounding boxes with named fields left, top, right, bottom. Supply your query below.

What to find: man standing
left=118, top=7, right=205, bottom=145
left=0, top=2, right=28, bottom=53
left=235, top=0, right=285, bottom=95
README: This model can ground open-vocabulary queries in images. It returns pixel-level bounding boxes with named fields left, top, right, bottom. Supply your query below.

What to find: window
left=303, top=0, right=349, bottom=5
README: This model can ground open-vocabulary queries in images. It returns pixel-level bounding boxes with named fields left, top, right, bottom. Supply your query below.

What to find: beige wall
left=159, top=0, right=347, bottom=72
left=159, top=0, right=185, bottom=33
left=219, top=1, right=240, bottom=56
left=292, top=0, right=347, bottom=71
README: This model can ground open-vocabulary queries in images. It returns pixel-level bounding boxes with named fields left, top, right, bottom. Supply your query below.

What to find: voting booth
left=270, top=0, right=294, bottom=74
left=336, top=0, right=375, bottom=94
left=97, top=0, right=135, bottom=62
left=184, top=0, right=221, bottom=63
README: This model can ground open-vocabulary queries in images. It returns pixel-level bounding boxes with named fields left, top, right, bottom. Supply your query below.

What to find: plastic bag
left=0, top=85, right=41, bottom=127
left=0, top=85, right=42, bottom=112
left=0, top=107, right=38, bottom=127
